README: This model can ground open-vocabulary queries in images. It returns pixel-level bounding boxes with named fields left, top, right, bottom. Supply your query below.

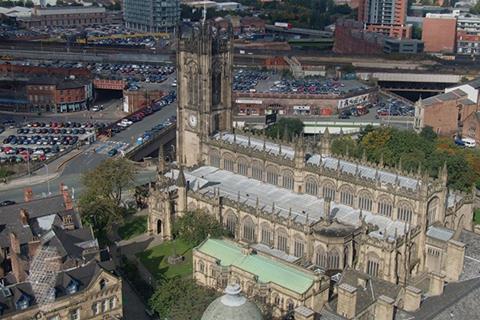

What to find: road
left=0, top=101, right=176, bottom=203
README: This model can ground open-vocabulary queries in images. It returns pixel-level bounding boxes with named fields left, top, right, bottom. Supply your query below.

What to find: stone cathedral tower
left=176, top=21, right=233, bottom=167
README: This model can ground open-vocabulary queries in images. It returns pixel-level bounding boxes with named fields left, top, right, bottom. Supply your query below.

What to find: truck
left=274, top=22, right=292, bottom=29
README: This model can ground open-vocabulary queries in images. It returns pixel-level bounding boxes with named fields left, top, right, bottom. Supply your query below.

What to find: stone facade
left=148, top=21, right=475, bottom=320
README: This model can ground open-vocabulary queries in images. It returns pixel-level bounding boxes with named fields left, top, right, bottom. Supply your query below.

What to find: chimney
left=375, top=295, right=395, bottom=320
left=62, top=187, right=74, bottom=210
left=24, top=188, right=33, bottom=202
left=9, top=232, right=20, bottom=254
left=28, top=238, right=41, bottom=259
left=403, top=286, right=421, bottom=312
left=20, top=209, right=29, bottom=226
left=294, top=306, right=315, bottom=320
left=428, top=272, right=445, bottom=296
left=337, top=283, right=357, bottom=319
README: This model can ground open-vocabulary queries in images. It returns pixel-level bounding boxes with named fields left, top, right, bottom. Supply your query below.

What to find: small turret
left=319, top=127, right=331, bottom=156
left=176, top=166, right=187, bottom=188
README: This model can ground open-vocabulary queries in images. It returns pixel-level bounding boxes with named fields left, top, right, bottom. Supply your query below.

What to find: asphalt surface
left=0, top=101, right=176, bottom=203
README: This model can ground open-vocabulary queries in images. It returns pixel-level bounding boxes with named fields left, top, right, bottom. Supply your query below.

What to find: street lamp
left=43, top=163, right=51, bottom=195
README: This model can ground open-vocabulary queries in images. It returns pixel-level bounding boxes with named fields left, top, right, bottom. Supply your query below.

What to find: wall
left=422, top=17, right=457, bottom=53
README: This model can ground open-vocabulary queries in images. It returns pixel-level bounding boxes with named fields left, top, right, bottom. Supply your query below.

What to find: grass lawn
left=118, top=215, right=147, bottom=240
left=474, top=209, right=480, bottom=225
left=136, top=240, right=193, bottom=281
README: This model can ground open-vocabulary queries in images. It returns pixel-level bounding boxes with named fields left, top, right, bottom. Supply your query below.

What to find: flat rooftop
left=196, top=238, right=316, bottom=294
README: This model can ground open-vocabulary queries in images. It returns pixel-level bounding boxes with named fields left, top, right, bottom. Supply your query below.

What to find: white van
left=462, top=138, right=477, bottom=148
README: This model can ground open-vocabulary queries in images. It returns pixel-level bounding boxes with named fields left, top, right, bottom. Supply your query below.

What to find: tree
left=149, top=276, right=218, bottom=320
left=79, top=158, right=136, bottom=237
left=266, top=118, right=304, bottom=142
left=173, top=210, right=229, bottom=246
left=134, top=185, right=150, bottom=209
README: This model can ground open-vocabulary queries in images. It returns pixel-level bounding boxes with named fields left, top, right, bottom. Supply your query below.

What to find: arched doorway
left=157, top=220, right=162, bottom=235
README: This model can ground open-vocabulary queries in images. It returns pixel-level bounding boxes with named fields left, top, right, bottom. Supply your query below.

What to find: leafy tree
left=266, top=118, right=304, bottom=142
left=420, top=126, right=437, bottom=142
left=149, top=276, right=218, bottom=320
left=134, top=185, right=150, bottom=209
left=173, top=210, right=229, bottom=246
left=331, top=136, right=357, bottom=157
left=79, top=158, right=136, bottom=238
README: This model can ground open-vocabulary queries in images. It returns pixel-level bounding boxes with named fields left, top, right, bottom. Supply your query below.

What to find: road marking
left=465, top=256, right=480, bottom=263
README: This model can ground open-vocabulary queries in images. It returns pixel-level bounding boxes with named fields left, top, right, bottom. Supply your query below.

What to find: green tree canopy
left=173, top=210, right=230, bottom=246
left=79, top=158, right=137, bottom=239
left=332, top=126, right=480, bottom=192
left=266, top=118, right=304, bottom=141
left=149, top=276, right=218, bottom=320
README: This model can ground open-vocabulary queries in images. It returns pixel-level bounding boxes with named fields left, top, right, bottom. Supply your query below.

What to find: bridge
left=126, top=124, right=176, bottom=162
left=265, top=25, right=333, bottom=38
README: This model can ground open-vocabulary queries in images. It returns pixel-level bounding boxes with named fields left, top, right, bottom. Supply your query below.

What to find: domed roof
left=201, top=284, right=263, bottom=320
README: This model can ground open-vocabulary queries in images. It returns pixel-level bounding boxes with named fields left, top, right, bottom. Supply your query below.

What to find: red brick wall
left=424, top=99, right=479, bottom=136
left=55, top=87, right=86, bottom=104
left=0, top=64, right=91, bottom=78
left=462, top=112, right=480, bottom=143
left=423, top=18, right=457, bottom=53
left=333, top=23, right=383, bottom=54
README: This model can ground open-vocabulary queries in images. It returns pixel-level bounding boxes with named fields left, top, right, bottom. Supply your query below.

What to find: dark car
left=0, top=200, right=16, bottom=207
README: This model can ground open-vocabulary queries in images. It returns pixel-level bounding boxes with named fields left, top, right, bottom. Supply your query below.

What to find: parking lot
left=0, top=120, right=100, bottom=164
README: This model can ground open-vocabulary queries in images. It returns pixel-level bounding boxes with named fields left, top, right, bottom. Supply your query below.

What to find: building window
left=427, top=198, right=438, bottom=226
left=315, top=247, right=326, bottom=268
left=242, top=217, right=256, bottom=242
left=327, top=250, right=340, bottom=269
left=261, top=224, right=272, bottom=246
left=358, top=192, right=373, bottom=211
left=92, top=303, right=99, bottom=315
left=340, top=188, right=354, bottom=206
left=398, top=204, right=413, bottom=223
left=367, top=254, right=380, bottom=277
left=277, top=230, right=288, bottom=252
left=109, top=297, right=116, bottom=310
left=293, top=238, right=304, bottom=258
left=305, top=178, right=318, bottom=196
left=70, top=308, right=80, bottom=320
left=266, top=167, right=279, bottom=185
left=198, top=261, right=205, bottom=273
left=224, top=158, right=234, bottom=172
left=102, top=300, right=109, bottom=312
left=282, top=171, right=294, bottom=190
left=378, top=198, right=393, bottom=217
left=322, top=183, right=336, bottom=200
left=99, top=279, right=106, bottom=290
left=238, top=161, right=248, bottom=176
left=226, top=213, right=237, bottom=237
left=210, top=151, right=221, bottom=168
left=252, top=163, right=263, bottom=181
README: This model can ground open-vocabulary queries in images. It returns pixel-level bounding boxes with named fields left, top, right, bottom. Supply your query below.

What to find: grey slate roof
left=0, top=261, right=103, bottom=316
left=214, top=133, right=422, bottom=191
left=338, top=268, right=402, bottom=316
left=426, top=226, right=454, bottom=242
left=169, top=166, right=409, bottom=239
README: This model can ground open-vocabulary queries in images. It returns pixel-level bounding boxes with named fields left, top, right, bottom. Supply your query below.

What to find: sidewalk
left=0, top=147, right=84, bottom=191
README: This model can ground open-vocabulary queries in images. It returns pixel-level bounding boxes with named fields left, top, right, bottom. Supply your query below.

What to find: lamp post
left=43, top=164, right=50, bottom=195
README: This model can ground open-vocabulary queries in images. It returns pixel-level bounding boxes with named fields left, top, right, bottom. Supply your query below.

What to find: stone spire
left=176, top=166, right=187, bottom=188
left=440, top=161, right=448, bottom=185
left=319, top=127, right=331, bottom=156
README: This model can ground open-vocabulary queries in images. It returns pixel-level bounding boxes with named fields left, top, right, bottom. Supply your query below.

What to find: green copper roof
left=196, top=239, right=315, bottom=294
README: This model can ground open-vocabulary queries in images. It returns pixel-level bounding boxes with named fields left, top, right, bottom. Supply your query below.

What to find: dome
left=201, top=284, right=264, bottom=320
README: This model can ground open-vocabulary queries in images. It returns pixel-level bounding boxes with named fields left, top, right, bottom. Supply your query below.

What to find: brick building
left=422, top=14, right=457, bottom=53
left=414, top=78, right=480, bottom=137
left=357, top=0, right=411, bottom=39
left=462, top=111, right=480, bottom=144
left=123, top=85, right=165, bottom=113
left=18, top=6, right=107, bottom=28
left=0, top=77, right=93, bottom=112
left=0, top=188, right=123, bottom=320
left=234, top=85, right=378, bottom=117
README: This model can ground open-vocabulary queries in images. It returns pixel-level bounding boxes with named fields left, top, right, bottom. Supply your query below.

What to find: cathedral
left=148, top=21, right=476, bottom=319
